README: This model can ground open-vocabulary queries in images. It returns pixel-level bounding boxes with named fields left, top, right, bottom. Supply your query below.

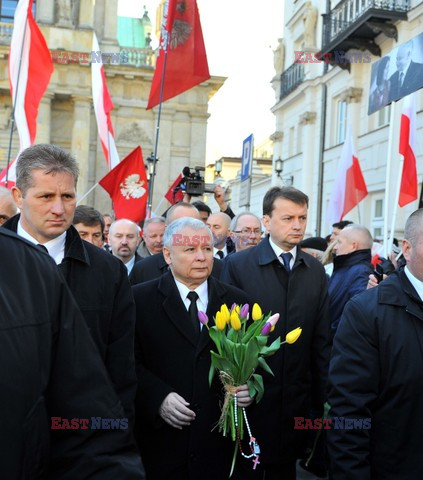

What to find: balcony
left=280, top=62, right=305, bottom=100
left=120, top=47, right=155, bottom=68
left=320, top=0, right=410, bottom=70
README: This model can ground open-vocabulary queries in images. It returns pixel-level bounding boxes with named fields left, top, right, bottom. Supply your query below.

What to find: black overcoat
left=221, top=236, right=331, bottom=464
left=132, top=272, right=249, bottom=479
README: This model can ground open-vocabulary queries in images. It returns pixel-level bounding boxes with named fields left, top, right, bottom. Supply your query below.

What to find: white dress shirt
left=268, top=236, right=296, bottom=270
left=213, top=245, right=228, bottom=259
left=125, top=255, right=136, bottom=276
left=173, top=276, right=209, bottom=329
left=18, top=221, right=66, bottom=265
left=404, top=266, right=423, bottom=301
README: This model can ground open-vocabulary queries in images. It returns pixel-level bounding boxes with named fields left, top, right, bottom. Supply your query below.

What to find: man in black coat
left=132, top=218, right=251, bottom=479
left=130, top=202, right=222, bottom=285
left=0, top=228, right=145, bottom=479
left=221, top=186, right=331, bottom=479
left=327, top=208, right=423, bottom=479
left=4, top=144, right=137, bottom=421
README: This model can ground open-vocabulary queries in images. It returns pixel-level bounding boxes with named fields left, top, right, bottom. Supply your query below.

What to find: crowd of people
left=1, top=143, right=422, bottom=479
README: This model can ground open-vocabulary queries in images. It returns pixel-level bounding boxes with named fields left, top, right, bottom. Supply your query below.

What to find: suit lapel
left=197, top=277, right=228, bottom=354
left=159, top=272, right=198, bottom=347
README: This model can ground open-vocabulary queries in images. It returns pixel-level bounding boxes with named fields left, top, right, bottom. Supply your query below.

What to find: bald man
left=206, top=212, right=232, bottom=259
left=0, top=187, right=17, bottom=226
left=109, top=219, right=142, bottom=278
left=329, top=224, right=373, bottom=336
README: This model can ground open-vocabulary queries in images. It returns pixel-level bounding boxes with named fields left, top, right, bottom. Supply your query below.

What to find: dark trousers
left=234, top=457, right=296, bottom=480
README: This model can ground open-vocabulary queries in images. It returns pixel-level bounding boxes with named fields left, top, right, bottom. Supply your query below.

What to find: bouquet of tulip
left=198, top=303, right=302, bottom=474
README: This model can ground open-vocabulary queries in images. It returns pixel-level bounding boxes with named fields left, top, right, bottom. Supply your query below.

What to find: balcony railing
left=280, top=62, right=305, bottom=100
left=121, top=48, right=155, bottom=68
left=323, top=0, right=409, bottom=47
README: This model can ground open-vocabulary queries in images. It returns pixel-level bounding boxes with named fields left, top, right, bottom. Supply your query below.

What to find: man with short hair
left=73, top=204, right=104, bottom=248
left=137, top=217, right=165, bottom=258
left=230, top=212, right=262, bottom=252
left=222, top=186, right=330, bottom=479
left=133, top=217, right=250, bottom=479
left=103, top=213, right=114, bottom=252
left=0, top=186, right=17, bottom=225
left=206, top=212, right=232, bottom=259
left=5, top=144, right=137, bottom=420
left=329, top=219, right=353, bottom=243
left=328, top=208, right=423, bottom=479
left=109, top=218, right=142, bottom=278
left=329, top=224, right=373, bottom=335
left=131, top=202, right=223, bottom=284
left=192, top=200, right=212, bottom=223
left=0, top=228, right=145, bottom=479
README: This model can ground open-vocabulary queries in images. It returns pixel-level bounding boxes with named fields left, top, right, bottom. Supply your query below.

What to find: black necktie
left=37, top=244, right=48, bottom=254
left=187, top=291, right=200, bottom=338
left=216, top=250, right=224, bottom=259
left=280, top=252, right=292, bottom=272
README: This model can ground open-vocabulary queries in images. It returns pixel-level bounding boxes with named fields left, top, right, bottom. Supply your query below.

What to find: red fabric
left=371, top=254, right=382, bottom=269
left=25, top=0, right=54, bottom=144
left=100, top=66, right=115, bottom=134
left=398, top=113, right=417, bottom=207
left=342, top=155, right=368, bottom=219
left=99, top=146, right=148, bottom=223
left=147, top=0, right=210, bottom=109
left=164, top=174, right=184, bottom=204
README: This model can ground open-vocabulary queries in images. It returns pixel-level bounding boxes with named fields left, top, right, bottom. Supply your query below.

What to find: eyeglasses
left=233, top=228, right=262, bottom=235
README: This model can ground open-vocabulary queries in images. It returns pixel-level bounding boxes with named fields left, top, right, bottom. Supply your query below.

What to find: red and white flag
left=0, top=0, right=53, bottom=187
left=164, top=174, right=184, bottom=205
left=92, top=32, right=119, bottom=170
left=99, top=146, right=148, bottom=223
left=147, top=0, right=210, bottom=110
left=398, top=93, right=417, bottom=207
left=327, top=125, right=368, bottom=226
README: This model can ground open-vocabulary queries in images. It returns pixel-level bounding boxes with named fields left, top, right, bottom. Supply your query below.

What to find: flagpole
left=147, top=34, right=170, bottom=217
left=382, top=103, right=396, bottom=258
left=77, top=182, right=100, bottom=205
left=5, top=12, right=29, bottom=187
left=152, top=195, right=166, bottom=217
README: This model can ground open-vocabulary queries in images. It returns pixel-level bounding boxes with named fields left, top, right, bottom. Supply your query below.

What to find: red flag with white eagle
left=327, top=125, right=368, bottom=225
left=147, top=0, right=210, bottom=110
left=0, top=0, right=53, bottom=187
left=99, top=146, right=148, bottom=223
left=92, top=32, right=120, bottom=170
left=398, top=93, right=417, bottom=207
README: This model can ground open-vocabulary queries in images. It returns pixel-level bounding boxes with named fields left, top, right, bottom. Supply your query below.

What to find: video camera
left=180, top=166, right=215, bottom=197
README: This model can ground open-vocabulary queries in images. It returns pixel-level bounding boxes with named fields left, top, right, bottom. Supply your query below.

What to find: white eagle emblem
left=120, top=174, right=146, bottom=200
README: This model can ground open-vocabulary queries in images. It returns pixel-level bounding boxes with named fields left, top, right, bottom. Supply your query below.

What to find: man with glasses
left=230, top=212, right=263, bottom=252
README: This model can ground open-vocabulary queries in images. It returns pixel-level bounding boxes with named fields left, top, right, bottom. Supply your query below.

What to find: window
left=372, top=197, right=384, bottom=241
left=374, top=199, right=383, bottom=218
left=288, top=126, right=295, bottom=157
left=336, top=99, right=347, bottom=144
left=0, top=0, right=36, bottom=22
left=377, top=104, right=391, bottom=128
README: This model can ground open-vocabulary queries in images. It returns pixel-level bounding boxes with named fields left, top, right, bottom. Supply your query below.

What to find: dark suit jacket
left=221, top=236, right=331, bottom=464
left=132, top=272, right=248, bottom=479
left=128, top=252, right=143, bottom=284
left=130, top=251, right=223, bottom=285
left=388, top=60, right=423, bottom=102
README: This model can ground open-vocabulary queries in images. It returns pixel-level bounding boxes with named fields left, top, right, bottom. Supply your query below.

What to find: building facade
left=272, top=0, right=423, bottom=239
left=0, top=0, right=224, bottom=214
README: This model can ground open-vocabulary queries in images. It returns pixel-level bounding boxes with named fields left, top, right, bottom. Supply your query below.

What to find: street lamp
left=146, top=152, right=158, bottom=216
left=215, top=158, right=223, bottom=176
left=275, top=157, right=283, bottom=178
left=146, top=152, right=156, bottom=178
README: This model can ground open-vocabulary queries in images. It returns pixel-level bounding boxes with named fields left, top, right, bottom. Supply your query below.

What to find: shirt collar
left=17, top=220, right=66, bottom=265
left=404, top=266, right=423, bottom=301
left=173, top=275, right=209, bottom=313
left=125, top=255, right=136, bottom=275
left=268, top=236, right=297, bottom=263
left=214, top=245, right=228, bottom=257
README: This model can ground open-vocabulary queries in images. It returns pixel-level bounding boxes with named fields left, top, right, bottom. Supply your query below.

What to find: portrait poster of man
left=368, top=33, right=423, bottom=115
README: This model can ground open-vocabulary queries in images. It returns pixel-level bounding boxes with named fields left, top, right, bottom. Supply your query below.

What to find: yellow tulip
left=215, top=311, right=226, bottom=331
left=230, top=310, right=241, bottom=331
left=235, top=305, right=240, bottom=315
left=220, top=304, right=230, bottom=324
left=286, top=327, right=302, bottom=344
left=252, top=303, right=262, bottom=321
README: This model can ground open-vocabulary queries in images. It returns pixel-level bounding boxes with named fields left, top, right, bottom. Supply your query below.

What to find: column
left=79, top=0, right=95, bottom=29
left=37, top=0, right=54, bottom=24
left=36, top=93, right=53, bottom=144
left=102, top=0, right=118, bottom=45
left=299, top=111, right=317, bottom=196
left=71, top=95, right=91, bottom=196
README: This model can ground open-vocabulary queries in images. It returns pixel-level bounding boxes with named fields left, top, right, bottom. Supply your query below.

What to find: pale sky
left=118, top=0, right=285, bottom=163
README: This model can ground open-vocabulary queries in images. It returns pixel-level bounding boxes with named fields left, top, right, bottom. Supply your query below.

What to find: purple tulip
left=198, top=311, right=209, bottom=325
left=240, top=304, right=249, bottom=319
left=261, top=322, right=272, bottom=336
